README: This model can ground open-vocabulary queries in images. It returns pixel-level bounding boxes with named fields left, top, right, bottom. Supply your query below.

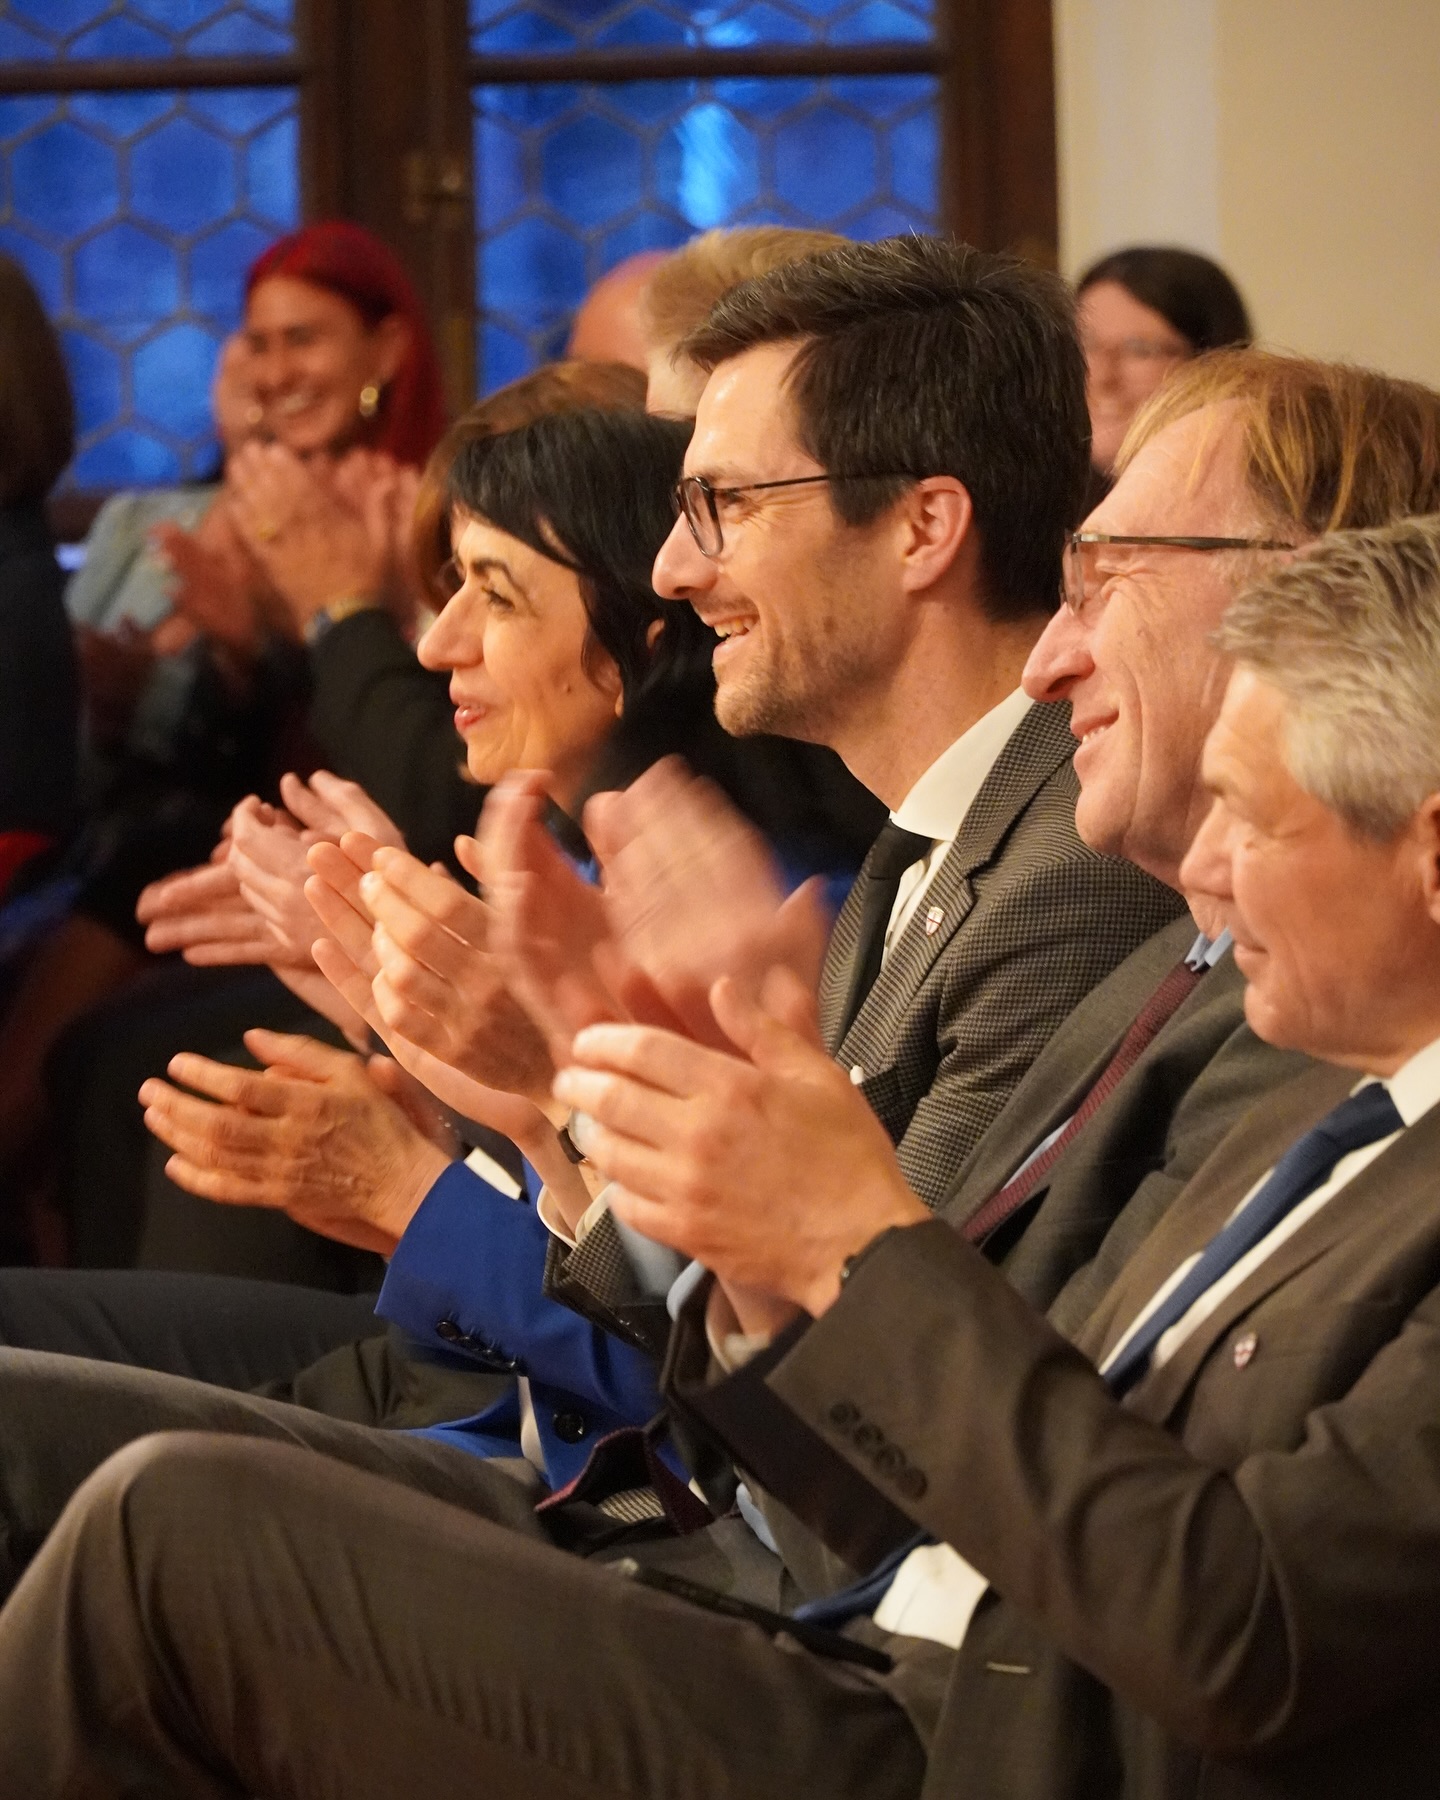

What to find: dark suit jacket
left=547, top=701, right=1184, bottom=1351
left=685, top=1061, right=1440, bottom=1798
left=939, top=914, right=1313, bottom=1333
left=0, top=501, right=77, bottom=844
left=307, top=607, right=482, bottom=869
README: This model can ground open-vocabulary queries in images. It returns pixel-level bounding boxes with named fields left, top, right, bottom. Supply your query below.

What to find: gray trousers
left=0, top=1352, right=922, bottom=1798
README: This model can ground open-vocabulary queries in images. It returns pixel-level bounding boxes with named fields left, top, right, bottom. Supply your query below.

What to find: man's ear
left=1416, top=792, right=1440, bottom=925
left=896, top=476, right=975, bottom=594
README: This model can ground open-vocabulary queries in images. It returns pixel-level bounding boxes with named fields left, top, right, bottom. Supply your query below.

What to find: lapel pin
left=924, top=904, right=945, bottom=936
left=1232, top=1330, right=1258, bottom=1370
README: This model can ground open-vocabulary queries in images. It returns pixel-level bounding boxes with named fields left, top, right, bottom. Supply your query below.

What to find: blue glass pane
left=541, top=113, right=646, bottom=228
left=188, top=11, right=290, bottom=53
left=7, top=0, right=110, bottom=35
left=61, top=331, right=123, bottom=440
left=131, top=118, right=238, bottom=234
left=829, top=0, right=929, bottom=41
left=69, top=91, right=175, bottom=135
left=73, top=428, right=181, bottom=487
left=133, top=323, right=223, bottom=440
left=73, top=224, right=182, bottom=342
left=70, top=15, right=172, bottom=55
left=0, top=16, right=47, bottom=55
left=0, top=0, right=296, bottom=54
left=188, top=218, right=271, bottom=325
left=10, top=122, right=119, bottom=238
left=0, top=228, right=63, bottom=314
left=245, top=114, right=300, bottom=227
left=0, top=82, right=299, bottom=484
left=474, top=72, right=939, bottom=390
left=470, top=0, right=934, bottom=50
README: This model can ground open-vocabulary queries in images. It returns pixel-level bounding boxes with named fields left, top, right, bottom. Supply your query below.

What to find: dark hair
left=0, top=256, right=74, bottom=506
left=1077, top=246, right=1252, bottom=354
left=681, top=234, right=1090, bottom=621
left=445, top=408, right=711, bottom=707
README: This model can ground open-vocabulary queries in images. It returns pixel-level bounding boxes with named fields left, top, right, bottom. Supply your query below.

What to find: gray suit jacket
left=939, top=914, right=1313, bottom=1334
left=546, top=702, right=1183, bottom=1351
left=689, top=1062, right=1440, bottom=1798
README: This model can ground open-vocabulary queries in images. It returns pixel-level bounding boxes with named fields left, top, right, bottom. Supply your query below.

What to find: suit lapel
left=1128, top=1102, right=1440, bottom=1422
left=1074, top=1059, right=1440, bottom=1426
left=821, top=701, right=1077, bottom=1063
left=1076, top=1063, right=1352, bottom=1364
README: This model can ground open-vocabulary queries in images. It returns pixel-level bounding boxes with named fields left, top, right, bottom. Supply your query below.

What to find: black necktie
left=837, top=823, right=933, bottom=1040
left=1105, top=1081, right=1405, bottom=1397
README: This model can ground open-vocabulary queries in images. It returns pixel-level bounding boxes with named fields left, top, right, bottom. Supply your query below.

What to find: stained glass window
left=0, top=1, right=295, bottom=60
left=0, top=1, right=298, bottom=486
left=470, top=0, right=940, bottom=387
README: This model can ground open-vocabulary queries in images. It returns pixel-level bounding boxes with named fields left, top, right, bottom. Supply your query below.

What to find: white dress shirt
left=874, top=1030, right=1440, bottom=1650
left=883, top=687, right=1035, bottom=958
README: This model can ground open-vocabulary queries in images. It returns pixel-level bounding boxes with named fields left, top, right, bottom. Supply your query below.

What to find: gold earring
left=358, top=382, right=381, bottom=419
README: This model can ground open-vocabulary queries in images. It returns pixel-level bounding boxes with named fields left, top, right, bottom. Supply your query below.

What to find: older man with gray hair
left=2, top=521, right=1440, bottom=1793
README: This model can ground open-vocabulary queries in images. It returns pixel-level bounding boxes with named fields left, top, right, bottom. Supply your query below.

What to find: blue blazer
left=376, top=1161, right=671, bottom=1488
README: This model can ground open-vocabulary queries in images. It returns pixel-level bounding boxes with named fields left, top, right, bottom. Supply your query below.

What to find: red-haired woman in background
left=0, top=223, right=447, bottom=1253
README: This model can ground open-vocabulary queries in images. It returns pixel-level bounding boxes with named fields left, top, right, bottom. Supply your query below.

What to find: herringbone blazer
left=695, top=1062, right=1440, bottom=1798
left=816, top=700, right=1184, bottom=1206
left=546, top=703, right=1184, bottom=1353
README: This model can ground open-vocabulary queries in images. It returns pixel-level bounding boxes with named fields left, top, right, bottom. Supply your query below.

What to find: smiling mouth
left=274, top=392, right=320, bottom=418
left=1074, top=720, right=1115, bottom=748
left=711, top=618, right=753, bottom=641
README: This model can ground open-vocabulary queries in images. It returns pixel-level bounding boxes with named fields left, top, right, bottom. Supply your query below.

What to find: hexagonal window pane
left=73, top=224, right=182, bottom=343
left=69, top=91, right=176, bottom=136
left=9, top=0, right=111, bottom=36
left=70, top=15, right=172, bottom=56
left=245, top=113, right=300, bottom=227
left=131, top=118, right=238, bottom=235
left=541, top=114, right=646, bottom=229
left=188, top=218, right=273, bottom=326
left=133, top=323, right=224, bottom=442
left=481, top=216, right=588, bottom=325
left=10, top=121, right=119, bottom=239
left=0, top=228, right=64, bottom=317
left=73, top=427, right=182, bottom=488
left=61, top=330, right=124, bottom=442
left=473, top=71, right=940, bottom=391
left=775, top=103, right=878, bottom=220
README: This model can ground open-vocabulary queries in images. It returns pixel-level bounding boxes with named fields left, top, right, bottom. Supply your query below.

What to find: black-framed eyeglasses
left=1063, top=531, right=1297, bottom=619
left=674, top=471, right=916, bottom=558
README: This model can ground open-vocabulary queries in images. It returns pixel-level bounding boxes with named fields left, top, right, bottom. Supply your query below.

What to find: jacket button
left=435, top=1318, right=464, bottom=1344
left=552, top=1410, right=589, bottom=1444
left=828, top=1400, right=861, bottom=1428
left=896, top=1466, right=928, bottom=1501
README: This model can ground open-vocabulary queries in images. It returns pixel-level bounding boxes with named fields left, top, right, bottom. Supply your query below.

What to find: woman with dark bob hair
left=1076, top=244, right=1252, bottom=480
left=0, top=400, right=875, bottom=1527
left=430, top=405, right=879, bottom=868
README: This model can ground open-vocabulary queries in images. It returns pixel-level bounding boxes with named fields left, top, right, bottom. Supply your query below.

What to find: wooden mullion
left=469, top=41, right=942, bottom=86
left=0, top=55, right=306, bottom=95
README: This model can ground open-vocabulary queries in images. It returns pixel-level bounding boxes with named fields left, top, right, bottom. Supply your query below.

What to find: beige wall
left=1055, top=0, right=1440, bottom=388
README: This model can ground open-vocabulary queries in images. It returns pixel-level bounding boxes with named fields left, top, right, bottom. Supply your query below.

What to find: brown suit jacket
left=688, top=1061, right=1440, bottom=1797
left=546, top=702, right=1183, bottom=1353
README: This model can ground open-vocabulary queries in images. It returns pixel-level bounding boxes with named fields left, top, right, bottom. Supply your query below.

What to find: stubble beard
left=712, top=623, right=878, bottom=747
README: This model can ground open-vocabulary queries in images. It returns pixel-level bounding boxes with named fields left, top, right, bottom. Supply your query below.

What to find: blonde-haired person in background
left=641, top=225, right=846, bottom=416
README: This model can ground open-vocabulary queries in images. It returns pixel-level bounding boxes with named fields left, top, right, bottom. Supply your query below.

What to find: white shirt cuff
left=536, top=1185, right=612, bottom=1250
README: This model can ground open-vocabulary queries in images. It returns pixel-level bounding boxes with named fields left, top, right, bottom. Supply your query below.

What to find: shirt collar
left=889, top=689, right=1034, bottom=844
left=1374, top=1032, right=1440, bottom=1128
left=1185, top=926, right=1233, bottom=972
